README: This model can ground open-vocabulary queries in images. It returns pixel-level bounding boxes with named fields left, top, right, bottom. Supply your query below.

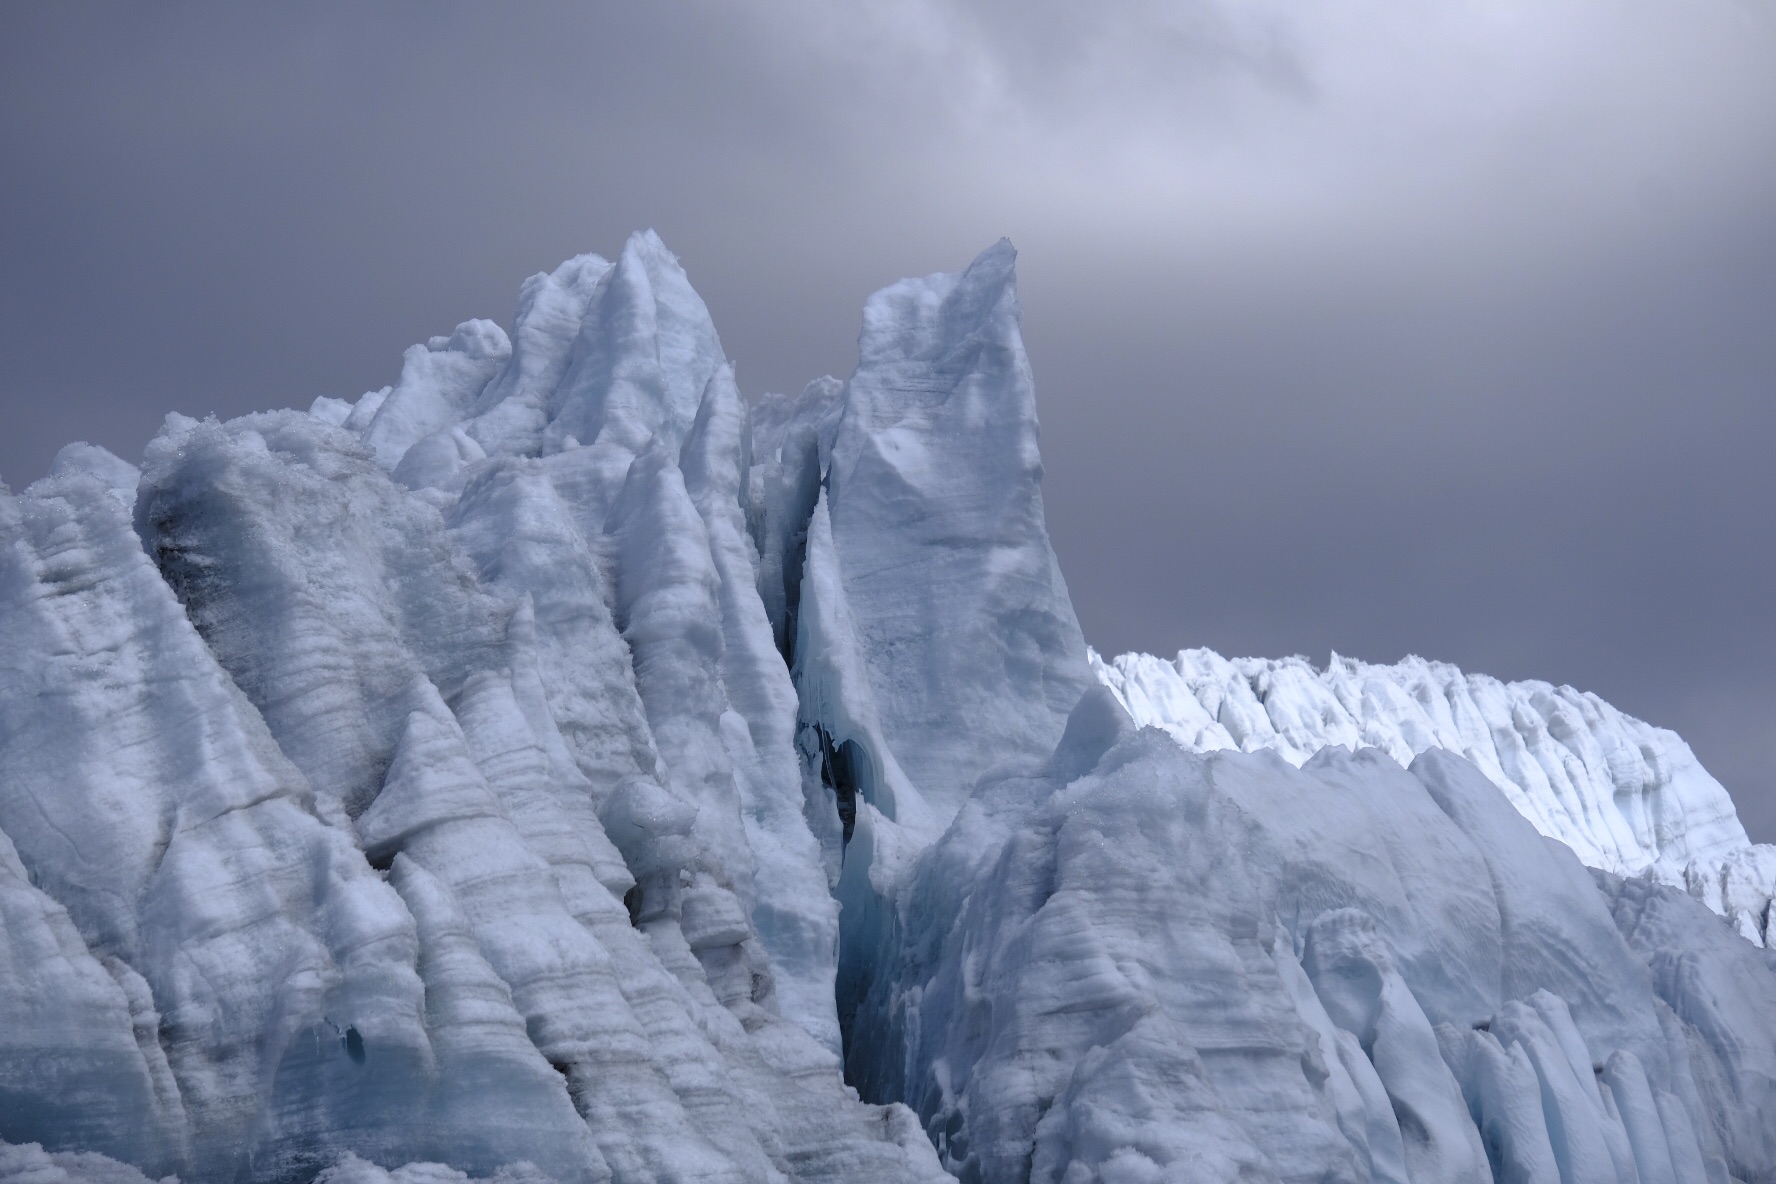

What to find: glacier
left=1091, top=648, right=1776, bottom=948
left=0, top=232, right=1772, bottom=1184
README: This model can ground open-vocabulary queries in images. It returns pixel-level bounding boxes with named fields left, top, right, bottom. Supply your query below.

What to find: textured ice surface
left=1094, top=647, right=1776, bottom=946
left=853, top=692, right=1776, bottom=1183
left=0, top=234, right=950, bottom=1184
left=814, top=240, right=1094, bottom=821
left=3, top=236, right=1772, bottom=1184
left=0, top=1141, right=174, bottom=1184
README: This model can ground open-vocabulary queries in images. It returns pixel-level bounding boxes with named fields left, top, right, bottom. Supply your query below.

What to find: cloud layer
left=3, top=1, right=1773, bottom=835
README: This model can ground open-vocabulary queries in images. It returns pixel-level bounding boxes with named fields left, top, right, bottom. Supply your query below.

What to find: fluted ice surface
left=853, top=689, right=1776, bottom=1184
left=0, top=231, right=950, bottom=1184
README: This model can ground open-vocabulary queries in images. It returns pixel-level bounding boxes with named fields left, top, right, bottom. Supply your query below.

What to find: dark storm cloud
left=3, top=1, right=1774, bottom=836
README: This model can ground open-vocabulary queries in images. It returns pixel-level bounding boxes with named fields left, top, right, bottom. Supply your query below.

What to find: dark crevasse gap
left=795, top=718, right=902, bottom=1107
left=754, top=398, right=894, bottom=1101
left=833, top=851, right=901, bottom=1108
left=776, top=514, right=812, bottom=667
left=817, top=727, right=863, bottom=848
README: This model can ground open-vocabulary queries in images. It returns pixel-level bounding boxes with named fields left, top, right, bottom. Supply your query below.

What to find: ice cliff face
left=1092, top=648, right=1776, bottom=947
left=1, top=234, right=948, bottom=1184
left=2, top=234, right=1773, bottom=1184
left=862, top=695, right=1776, bottom=1184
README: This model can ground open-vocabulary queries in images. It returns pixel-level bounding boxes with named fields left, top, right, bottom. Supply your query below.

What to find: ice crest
left=1092, top=646, right=1776, bottom=946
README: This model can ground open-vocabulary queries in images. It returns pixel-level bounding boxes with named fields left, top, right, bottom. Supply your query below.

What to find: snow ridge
left=1091, top=647, right=1776, bottom=946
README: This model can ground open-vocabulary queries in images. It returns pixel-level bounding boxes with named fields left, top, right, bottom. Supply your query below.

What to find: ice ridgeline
left=1091, top=649, right=1776, bottom=947
left=0, top=235, right=1772, bottom=1184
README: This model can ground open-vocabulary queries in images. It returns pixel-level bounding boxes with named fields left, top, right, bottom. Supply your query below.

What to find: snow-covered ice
left=1092, top=647, right=1776, bottom=946
left=2, top=234, right=1772, bottom=1184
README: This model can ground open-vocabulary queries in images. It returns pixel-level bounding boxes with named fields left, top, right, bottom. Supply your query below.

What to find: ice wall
left=859, top=689, right=1776, bottom=1183
left=1093, top=648, right=1776, bottom=946
left=0, top=232, right=951, bottom=1184
left=3, top=234, right=1773, bottom=1184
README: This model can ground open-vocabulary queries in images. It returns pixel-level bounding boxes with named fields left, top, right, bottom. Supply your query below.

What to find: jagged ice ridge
left=1, top=233, right=1772, bottom=1184
left=1090, top=648, right=1776, bottom=947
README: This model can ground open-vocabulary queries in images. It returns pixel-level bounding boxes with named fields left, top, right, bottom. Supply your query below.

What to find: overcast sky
left=4, top=2, right=1774, bottom=838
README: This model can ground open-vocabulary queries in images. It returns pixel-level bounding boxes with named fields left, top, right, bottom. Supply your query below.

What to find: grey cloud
left=2, top=1, right=1772, bottom=836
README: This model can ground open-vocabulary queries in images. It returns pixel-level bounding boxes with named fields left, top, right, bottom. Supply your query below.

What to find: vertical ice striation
left=135, top=411, right=512, bottom=815
left=868, top=693, right=1774, bottom=1183
left=0, top=823, right=180, bottom=1172
left=818, top=240, right=1094, bottom=821
left=739, top=242, right=1099, bottom=1099
left=678, top=368, right=840, bottom=1048
left=0, top=463, right=437, bottom=1180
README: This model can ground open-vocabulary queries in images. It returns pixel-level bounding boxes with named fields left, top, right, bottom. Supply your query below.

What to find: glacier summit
left=1, top=233, right=1772, bottom=1184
